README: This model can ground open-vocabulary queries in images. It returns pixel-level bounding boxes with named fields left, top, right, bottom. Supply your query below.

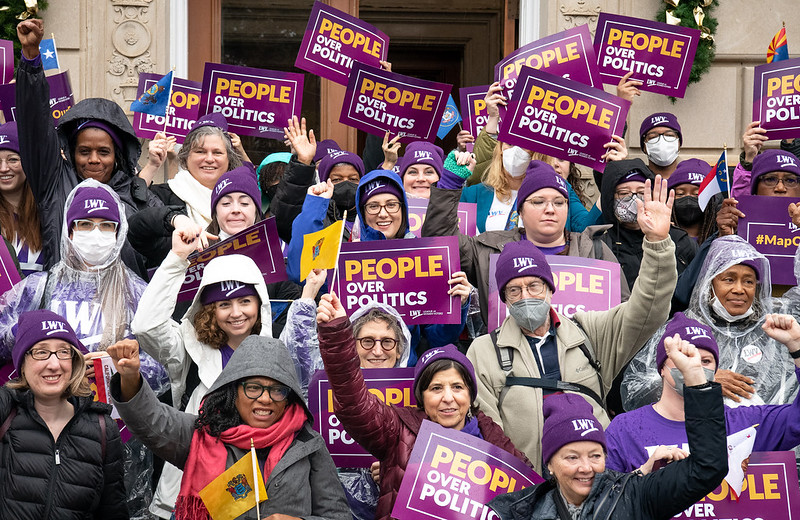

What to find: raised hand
left=302, top=269, right=328, bottom=299
left=317, top=292, right=347, bottom=324
left=616, top=71, right=642, bottom=103
left=636, top=175, right=674, bottom=242
left=382, top=132, right=401, bottom=170
left=308, top=179, right=335, bottom=199
left=664, top=333, right=705, bottom=386
left=456, top=131, right=475, bottom=153
left=742, top=121, right=768, bottom=163
left=106, top=339, right=143, bottom=401
left=17, top=19, right=43, bottom=59
left=483, top=82, right=506, bottom=135
left=601, top=135, right=628, bottom=162
left=763, top=314, right=800, bottom=360
left=284, top=116, right=316, bottom=165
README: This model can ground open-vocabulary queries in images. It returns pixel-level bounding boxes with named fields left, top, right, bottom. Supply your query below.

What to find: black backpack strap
left=180, top=360, right=201, bottom=411
left=0, top=407, right=17, bottom=441
left=505, top=376, right=605, bottom=410
left=490, top=329, right=514, bottom=373
left=571, top=318, right=606, bottom=407
left=98, top=414, right=106, bottom=461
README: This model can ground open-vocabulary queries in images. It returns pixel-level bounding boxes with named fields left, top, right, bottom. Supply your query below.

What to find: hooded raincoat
left=622, top=235, right=799, bottom=411
left=131, top=252, right=273, bottom=518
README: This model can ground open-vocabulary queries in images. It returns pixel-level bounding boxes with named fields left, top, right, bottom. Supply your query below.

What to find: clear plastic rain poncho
left=622, top=235, right=799, bottom=410
left=0, top=179, right=169, bottom=520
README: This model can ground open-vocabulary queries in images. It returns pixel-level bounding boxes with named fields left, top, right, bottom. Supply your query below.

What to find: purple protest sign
left=340, top=62, right=452, bottom=143
left=0, top=70, right=74, bottom=126
left=0, top=40, right=13, bottom=84
left=495, top=25, right=601, bottom=119
left=487, top=254, right=621, bottom=331
left=178, top=218, right=287, bottom=302
left=736, top=195, right=799, bottom=285
left=407, top=198, right=478, bottom=237
left=309, top=368, right=415, bottom=467
left=330, top=236, right=461, bottom=325
left=459, top=85, right=490, bottom=152
left=753, top=57, right=800, bottom=140
left=0, top=237, right=20, bottom=299
left=679, top=452, right=800, bottom=519
left=497, top=66, right=629, bottom=172
left=295, top=1, right=388, bottom=86
left=133, top=73, right=201, bottom=144
left=594, top=13, right=700, bottom=98
left=199, top=63, right=304, bottom=139
left=392, top=420, right=543, bottom=520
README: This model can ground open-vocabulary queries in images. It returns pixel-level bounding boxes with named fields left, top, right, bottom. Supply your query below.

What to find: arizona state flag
left=198, top=451, right=267, bottom=520
left=767, top=27, right=789, bottom=63
left=300, top=218, right=345, bottom=281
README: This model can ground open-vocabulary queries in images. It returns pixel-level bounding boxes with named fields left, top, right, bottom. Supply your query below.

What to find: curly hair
left=193, top=299, right=262, bottom=348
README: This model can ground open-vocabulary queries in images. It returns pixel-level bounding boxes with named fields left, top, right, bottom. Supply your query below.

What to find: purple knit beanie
left=541, top=393, right=606, bottom=466
left=314, top=139, right=342, bottom=163
left=201, top=280, right=259, bottom=305
left=0, top=122, right=20, bottom=154
left=495, top=240, right=556, bottom=302
left=656, top=312, right=719, bottom=371
left=66, top=185, right=120, bottom=228
left=73, top=120, right=123, bottom=151
left=211, top=163, right=261, bottom=216
left=359, top=177, right=404, bottom=205
left=413, top=344, right=477, bottom=401
left=639, top=112, right=682, bottom=151
left=12, top=310, right=87, bottom=372
left=398, top=142, right=444, bottom=178
left=516, top=161, right=569, bottom=211
left=318, top=150, right=365, bottom=182
left=668, top=158, right=711, bottom=191
left=616, top=169, right=647, bottom=187
left=190, top=112, right=229, bottom=133
left=751, top=149, right=800, bottom=193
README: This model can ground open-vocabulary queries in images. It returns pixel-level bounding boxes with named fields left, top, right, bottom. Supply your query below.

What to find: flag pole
left=329, top=210, right=347, bottom=294
left=723, top=142, right=729, bottom=198
left=50, top=32, right=59, bottom=72
left=251, top=438, right=260, bottom=519
left=162, top=68, right=175, bottom=136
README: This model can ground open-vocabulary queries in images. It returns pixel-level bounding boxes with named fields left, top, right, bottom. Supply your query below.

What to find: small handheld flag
left=39, top=36, right=59, bottom=71
left=437, top=94, right=462, bottom=140
left=130, top=70, right=174, bottom=117
left=300, top=215, right=345, bottom=282
left=724, top=424, right=758, bottom=500
left=698, top=149, right=728, bottom=211
left=198, top=448, right=268, bottom=520
left=767, top=24, right=789, bottom=64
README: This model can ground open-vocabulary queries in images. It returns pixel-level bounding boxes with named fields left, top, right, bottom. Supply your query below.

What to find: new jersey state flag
left=130, top=70, right=173, bottom=116
left=698, top=149, right=728, bottom=211
left=198, top=451, right=267, bottom=520
left=300, top=218, right=345, bottom=281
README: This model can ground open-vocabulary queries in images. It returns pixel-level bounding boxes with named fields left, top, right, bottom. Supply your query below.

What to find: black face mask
left=673, top=196, right=703, bottom=228
left=332, top=181, right=358, bottom=216
left=264, top=183, right=278, bottom=201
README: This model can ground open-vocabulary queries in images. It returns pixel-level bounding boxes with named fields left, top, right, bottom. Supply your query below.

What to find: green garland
left=0, top=1, right=49, bottom=70
left=656, top=0, right=718, bottom=90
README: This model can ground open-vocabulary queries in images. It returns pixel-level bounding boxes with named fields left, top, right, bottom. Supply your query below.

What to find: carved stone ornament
left=559, top=0, right=602, bottom=33
left=108, top=1, right=155, bottom=111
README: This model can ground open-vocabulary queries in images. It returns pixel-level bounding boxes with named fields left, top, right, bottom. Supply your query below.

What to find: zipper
left=41, top=407, right=82, bottom=519
left=55, top=449, right=60, bottom=465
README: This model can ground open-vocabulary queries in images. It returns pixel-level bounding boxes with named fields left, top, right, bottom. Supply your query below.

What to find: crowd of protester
left=1, top=15, right=800, bottom=520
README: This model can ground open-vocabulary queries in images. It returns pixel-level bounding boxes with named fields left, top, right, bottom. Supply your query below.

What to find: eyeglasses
left=239, top=381, right=291, bottom=402
left=504, top=280, right=547, bottom=300
left=364, top=201, right=402, bottom=215
left=614, top=191, right=645, bottom=200
left=759, top=173, right=800, bottom=188
left=356, top=337, right=398, bottom=351
left=0, top=157, right=20, bottom=168
left=644, top=131, right=679, bottom=144
left=27, top=348, right=73, bottom=361
left=72, top=219, right=118, bottom=233
left=524, top=197, right=567, bottom=210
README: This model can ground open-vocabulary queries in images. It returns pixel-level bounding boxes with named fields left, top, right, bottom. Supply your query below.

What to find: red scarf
left=173, top=402, right=307, bottom=520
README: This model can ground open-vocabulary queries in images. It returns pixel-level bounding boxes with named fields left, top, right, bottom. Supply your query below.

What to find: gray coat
left=112, top=336, right=350, bottom=520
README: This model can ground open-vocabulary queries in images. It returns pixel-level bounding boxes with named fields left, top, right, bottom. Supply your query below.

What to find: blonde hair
left=483, top=142, right=514, bottom=203
left=6, top=346, right=90, bottom=398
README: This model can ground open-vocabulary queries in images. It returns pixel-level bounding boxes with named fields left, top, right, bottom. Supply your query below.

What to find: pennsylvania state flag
left=38, top=39, right=59, bottom=71
left=198, top=451, right=267, bottom=520
left=767, top=26, right=789, bottom=63
left=300, top=218, right=345, bottom=282
left=130, top=71, right=174, bottom=116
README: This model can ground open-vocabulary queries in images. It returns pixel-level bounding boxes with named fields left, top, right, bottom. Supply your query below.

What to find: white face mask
left=502, top=146, right=531, bottom=178
left=646, top=139, right=680, bottom=167
left=71, top=228, right=117, bottom=266
left=710, top=287, right=755, bottom=323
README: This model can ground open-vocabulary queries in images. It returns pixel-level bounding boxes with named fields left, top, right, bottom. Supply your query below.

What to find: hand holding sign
left=285, top=116, right=317, bottom=166
left=600, top=135, right=628, bottom=162
left=483, top=82, right=506, bottom=135
left=447, top=271, right=471, bottom=306
left=317, top=292, right=347, bottom=324
left=742, top=121, right=768, bottom=163
left=639, top=445, right=688, bottom=475
left=716, top=198, right=743, bottom=236
left=17, top=19, right=43, bottom=60
left=636, top=175, right=673, bottom=242
left=382, top=131, right=402, bottom=169
left=456, top=131, right=474, bottom=152
left=789, top=201, right=800, bottom=227
left=615, top=71, right=642, bottom=103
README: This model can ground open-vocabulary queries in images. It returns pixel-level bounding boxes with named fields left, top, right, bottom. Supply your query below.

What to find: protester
left=667, top=158, right=709, bottom=240
left=607, top=312, right=800, bottom=473
left=640, top=112, right=683, bottom=179
left=256, top=151, right=291, bottom=215
left=109, top=336, right=351, bottom=520
left=467, top=195, right=677, bottom=470
left=624, top=235, right=799, bottom=411
left=489, top=336, right=727, bottom=520
left=316, top=297, right=530, bottom=520
left=396, top=141, right=444, bottom=199
left=0, top=122, right=42, bottom=276
left=731, top=122, right=800, bottom=198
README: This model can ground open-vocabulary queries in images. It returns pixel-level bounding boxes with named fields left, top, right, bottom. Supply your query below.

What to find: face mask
left=668, top=367, right=715, bottom=396
left=646, top=139, right=680, bottom=167
left=613, top=195, right=641, bottom=223
left=264, top=183, right=278, bottom=202
left=332, top=181, right=358, bottom=215
left=710, top=289, right=755, bottom=322
left=502, top=146, right=531, bottom=178
left=673, top=196, right=703, bottom=227
left=508, top=297, right=550, bottom=332
left=71, top=228, right=117, bottom=266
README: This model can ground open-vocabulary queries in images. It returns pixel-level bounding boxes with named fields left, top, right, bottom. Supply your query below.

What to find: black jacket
left=489, top=384, right=727, bottom=520
left=600, top=159, right=697, bottom=290
left=15, top=57, right=160, bottom=276
left=0, top=387, right=129, bottom=519
left=127, top=183, right=188, bottom=269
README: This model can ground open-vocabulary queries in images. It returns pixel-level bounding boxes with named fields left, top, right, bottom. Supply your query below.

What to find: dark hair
left=258, top=162, right=287, bottom=194
left=193, top=298, right=263, bottom=348
left=414, top=359, right=475, bottom=409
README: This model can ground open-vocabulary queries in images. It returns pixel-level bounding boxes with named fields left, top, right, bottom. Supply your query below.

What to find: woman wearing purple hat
left=1, top=309, right=128, bottom=518
left=667, top=158, right=711, bottom=240
left=316, top=294, right=530, bottom=520
left=396, top=141, right=444, bottom=199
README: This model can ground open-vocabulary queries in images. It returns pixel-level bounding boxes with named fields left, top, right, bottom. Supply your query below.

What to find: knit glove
left=438, top=151, right=472, bottom=189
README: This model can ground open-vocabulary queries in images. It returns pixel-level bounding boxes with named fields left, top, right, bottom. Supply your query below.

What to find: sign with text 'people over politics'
left=329, top=236, right=461, bottom=325
left=0, top=70, right=74, bottom=126
left=737, top=194, right=800, bottom=285
left=0, top=40, right=12, bottom=84
left=296, top=1, right=388, bottom=86
left=458, top=85, right=491, bottom=152
left=392, top=420, right=543, bottom=520
left=309, top=368, right=415, bottom=467
left=132, top=73, right=201, bottom=144
left=498, top=66, right=629, bottom=172
left=594, top=13, right=700, bottom=98
left=199, top=62, right=304, bottom=140
left=340, top=62, right=452, bottom=143
left=753, top=57, right=800, bottom=140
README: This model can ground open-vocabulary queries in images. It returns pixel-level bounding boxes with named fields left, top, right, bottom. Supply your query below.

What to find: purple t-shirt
left=220, top=344, right=235, bottom=367
left=606, top=368, right=800, bottom=472
left=537, top=244, right=567, bottom=255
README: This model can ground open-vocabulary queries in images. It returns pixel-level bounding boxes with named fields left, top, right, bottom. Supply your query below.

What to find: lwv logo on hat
left=414, top=150, right=433, bottom=160
left=42, top=320, right=68, bottom=335
left=571, top=418, right=599, bottom=436
left=221, top=280, right=246, bottom=298
left=365, top=181, right=385, bottom=196
left=0, top=135, right=9, bottom=145
left=330, top=150, right=348, bottom=160
left=84, top=199, right=109, bottom=213
left=777, top=154, right=797, bottom=168
left=688, top=172, right=705, bottom=183
left=651, top=115, right=668, bottom=125
left=216, top=178, right=232, bottom=194
left=420, top=348, right=444, bottom=365
left=684, top=326, right=711, bottom=341
left=513, top=257, right=538, bottom=273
